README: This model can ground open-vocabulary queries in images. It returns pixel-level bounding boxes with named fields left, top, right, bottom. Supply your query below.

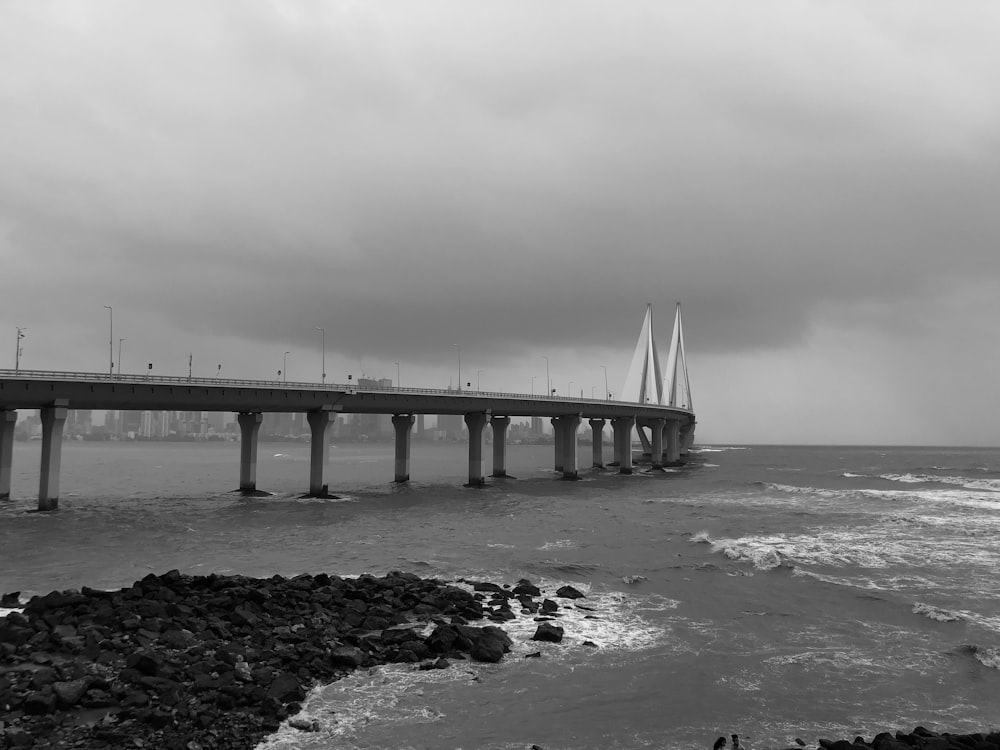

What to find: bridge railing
left=0, top=368, right=671, bottom=409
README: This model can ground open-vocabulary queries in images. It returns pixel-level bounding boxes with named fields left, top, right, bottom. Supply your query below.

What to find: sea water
left=1, top=441, right=999, bottom=749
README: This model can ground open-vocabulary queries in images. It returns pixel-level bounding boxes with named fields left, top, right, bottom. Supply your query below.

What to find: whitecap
left=912, top=602, right=964, bottom=622
left=537, top=539, right=575, bottom=550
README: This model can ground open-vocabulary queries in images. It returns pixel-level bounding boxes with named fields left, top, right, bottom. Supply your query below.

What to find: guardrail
left=0, top=368, right=681, bottom=410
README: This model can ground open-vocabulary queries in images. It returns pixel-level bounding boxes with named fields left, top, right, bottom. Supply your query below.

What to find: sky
left=2, top=0, right=999, bottom=446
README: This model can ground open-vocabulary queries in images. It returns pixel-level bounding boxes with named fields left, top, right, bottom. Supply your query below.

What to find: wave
left=959, top=644, right=1000, bottom=669
left=880, top=473, right=1000, bottom=493
left=912, top=602, right=964, bottom=622
left=715, top=542, right=788, bottom=571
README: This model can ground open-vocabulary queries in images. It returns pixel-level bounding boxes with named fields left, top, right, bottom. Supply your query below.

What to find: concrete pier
left=306, top=409, right=332, bottom=496
left=489, top=415, right=510, bottom=477
left=392, top=414, right=415, bottom=483
left=551, top=417, right=564, bottom=472
left=650, top=418, right=665, bottom=470
left=665, top=419, right=681, bottom=465
left=237, top=412, right=263, bottom=494
left=612, top=416, right=635, bottom=474
left=38, top=404, right=68, bottom=510
left=552, top=415, right=581, bottom=480
left=0, top=410, right=15, bottom=500
left=464, top=412, right=487, bottom=487
left=589, top=418, right=605, bottom=469
left=680, top=423, right=696, bottom=456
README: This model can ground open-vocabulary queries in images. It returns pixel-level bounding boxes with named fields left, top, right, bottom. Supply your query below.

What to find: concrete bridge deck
left=0, top=369, right=696, bottom=510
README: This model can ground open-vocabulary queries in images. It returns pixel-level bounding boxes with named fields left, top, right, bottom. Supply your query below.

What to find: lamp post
left=395, top=362, right=400, bottom=387
left=568, top=380, right=573, bottom=397
left=542, top=356, right=550, bottom=398
left=14, top=327, right=25, bottom=373
left=316, top=327, right=326, bottom=384
left=531, top=376, right=536, bottom=395
left=283, top=351, right=290, bottom=383
left=453, top=344, right=461, bottom=392
left=600, top=365, right=609, bottom=400
left=118, top=338, right=125, bottom=376
left=476, top=369, right=483, bottom=391
left=103, top=305, right=113, bottom=375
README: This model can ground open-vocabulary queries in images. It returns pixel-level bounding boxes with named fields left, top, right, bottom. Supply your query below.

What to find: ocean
left=2, top=440, right=999, bottom=749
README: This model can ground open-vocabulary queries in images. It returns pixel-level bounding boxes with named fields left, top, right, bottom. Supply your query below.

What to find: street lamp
left=453, top=344, right=461, bottom=392
left=568, top=380, right=573, bottom=397
left=283, top=351, right=290, bottom=383
left=395, top=362, right=400, bottom=387
left=476, top=369, right=483, bottom=391
left=14, top=327, right=25, bottom=373
left=542, top=356, right=550, bottom=398
left=531, top=375, right=536, bottom=395
left=103, top=305, right=113, bottom=375
left=600, top=365, right=609, bottom=401
left=316, top=327, right=326, bottom=384
left=118, top=338, right=125, bottom=376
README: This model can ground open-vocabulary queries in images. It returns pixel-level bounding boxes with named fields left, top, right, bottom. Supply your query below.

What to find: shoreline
left=0, top=570, right=578, bottom=749
left=1, top=571, right=998, bottom=750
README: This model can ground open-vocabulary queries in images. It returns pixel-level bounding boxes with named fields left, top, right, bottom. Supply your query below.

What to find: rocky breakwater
left=0, top=570, right=543, bottom=749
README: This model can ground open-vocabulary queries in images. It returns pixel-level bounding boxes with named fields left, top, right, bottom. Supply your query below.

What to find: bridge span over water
left=1, top=305, right=695, bottom=510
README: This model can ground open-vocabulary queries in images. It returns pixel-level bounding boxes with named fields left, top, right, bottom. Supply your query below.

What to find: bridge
left=0, top=305, right=695, bottom=510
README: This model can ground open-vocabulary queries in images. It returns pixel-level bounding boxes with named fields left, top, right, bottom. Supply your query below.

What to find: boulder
left=555, top=585, right=585, bottom=600
left=531, top=622, right=565, bottom=643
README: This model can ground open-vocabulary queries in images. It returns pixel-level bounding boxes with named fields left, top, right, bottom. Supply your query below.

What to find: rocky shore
left=2, top=572, right=997, bottom=750
left=0, top=570, right=582, bottom=749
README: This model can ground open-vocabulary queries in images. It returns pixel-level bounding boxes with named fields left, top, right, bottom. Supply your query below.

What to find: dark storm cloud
left=3, top=1, right=1000, bottom=379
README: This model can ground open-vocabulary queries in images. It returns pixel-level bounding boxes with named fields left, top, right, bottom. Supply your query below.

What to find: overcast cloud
left=2, top=0, right=999, bottom=445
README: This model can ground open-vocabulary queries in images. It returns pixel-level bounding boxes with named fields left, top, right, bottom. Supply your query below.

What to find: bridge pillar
left=650, top=418, right=666, bottom=470
left=552, top=415, right=581, bottom=480
left=392, top=414, right=415, bottom=483
left=490, top=416, right=510, bottom=477
left=680, top=423, right=696, bottom=456
left=665, top=419, right=681, bottom=465
left=613, top=416, right=635, bottom=475
left=237, top=412, right=263, bottom=494
left=306, top=409, right=333, bottom=496
left=589, top=418, right=606, bottom=469
left=1, top=410, right=17, bottom=500
left=464, top=412, right=488, bottom=487
left=38, top=403, right=68, bottom=511
left=551, top=417, right=564, bottom=472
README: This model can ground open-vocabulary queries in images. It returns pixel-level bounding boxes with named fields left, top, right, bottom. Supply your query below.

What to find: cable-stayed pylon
left=661, top=302, right=692, bottom=410
left=620, top=303, right=663, bottom=404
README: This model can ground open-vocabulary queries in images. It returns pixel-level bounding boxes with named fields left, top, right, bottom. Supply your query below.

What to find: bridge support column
left=665, top=420, right=681, bottom=465
left=490, top=416, right=510, bottom=477
left=38, top=404, right=68, bottom=511
left=237, top=412, right=263, bottom=494
left=553, top=415, right=581, bottom=480
left=650, top=418, right=666, bottom=470
left=307, top=408, right=333, bottom=496
left=392, top=414, right=415, bottom=483
left=680, top=423, right=696, bottom=456
left=589, top=419, right=606, bottom=469
left=613, top=416, right=635, bottom=475
left=551, top=417, right=564, bottom=472
left=464, top=412, right=488, bottom=487
left=1, top=410, right=17, bottom=500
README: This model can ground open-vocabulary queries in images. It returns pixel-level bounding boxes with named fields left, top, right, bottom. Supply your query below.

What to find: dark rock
left=267, top=672, right=305, bottom=703
left=1, top=591, right=21, bottom=606
left=512, top=580, right=541, bottom=597
left=531, top=622, right=565, bottom=643
left=555, top=585, right=585, bottom=599
left=329, top=645, right=365, bottom=668
left=52, top=679, right=89, bottom=708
